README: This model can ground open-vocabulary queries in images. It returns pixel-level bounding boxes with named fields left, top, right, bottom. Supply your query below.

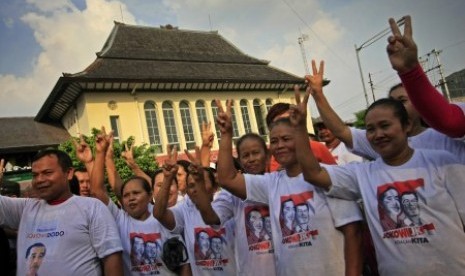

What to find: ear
left=66, top=167, right=75, bottom=181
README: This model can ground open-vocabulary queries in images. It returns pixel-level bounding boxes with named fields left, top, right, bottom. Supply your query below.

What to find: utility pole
left=368, top=73, right=375, bottom=102
left=298, top=34, right=310, bottom=75
left=430, top=49, right=451, bottom=101
left=355, top=17, right=405, bottom=107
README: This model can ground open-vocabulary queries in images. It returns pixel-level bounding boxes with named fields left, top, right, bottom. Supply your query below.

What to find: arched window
left=179, top=101, right=195, bottom=150
left=162, top=101, right=179, bottom=150
left=144, top=101, right=162, bottom=153
left=230, top=104, right=240, bottom=140
left=253, top=99, right=267, bottom=137
left=196, top=100, right=208, bottom=131
left=240, top=99, right=252, bottom=133
left=265, top=98, right=273, bottom=112
left=211, top=100, right=221, bottom=142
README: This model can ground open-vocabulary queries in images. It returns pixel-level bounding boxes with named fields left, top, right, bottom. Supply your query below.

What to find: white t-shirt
left=107, top=201, right=186, bottom=275
left=212, top=190, right=276, bottom=276
left=350, top=127, right=465, bottom=163
left=329, top=141, right=364, bottom=165
left=169, top=196, right=236, bottom=276
left=0, top=195, right=122, bottom=276
left=325, top=149, right=465, bottom=275
left=245, top=171, right=362, bottom=276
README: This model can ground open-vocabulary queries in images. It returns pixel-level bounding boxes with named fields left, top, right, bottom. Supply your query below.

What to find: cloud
left=0, top=0, right=136, bottom=117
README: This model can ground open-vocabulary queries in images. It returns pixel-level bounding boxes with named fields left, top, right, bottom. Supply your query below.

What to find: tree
left=59, top=128, right=159, bottom=201
left=353, top=109, right=367, bottom=129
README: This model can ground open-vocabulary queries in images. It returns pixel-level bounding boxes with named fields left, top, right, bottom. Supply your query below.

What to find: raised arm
left=90, top=127, right=111, bottom=205
left=216, top=99, right=247, bottom=199
left=295, top=61, right=333, bottom=191
left=121, top=145, right=152, bottom=186
left=153, top=146, right=178, bottom=230
left=185, top=147, right=221, bottom=225
left=105, top=136, right=124, bottom=201
left=200, top=121, right=214, bottom=167
left=73, top=135, right=95, bottom=173
left=387, top=15, right=465, bottom=138
left=306, top=62, right=354, bottom=148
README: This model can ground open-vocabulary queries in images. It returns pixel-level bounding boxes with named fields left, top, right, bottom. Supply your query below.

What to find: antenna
left=120, top=4, right=124, bottom=23
left=208, top=14, right=212, bottom=31
left=298, top=33, right=310, bottom=75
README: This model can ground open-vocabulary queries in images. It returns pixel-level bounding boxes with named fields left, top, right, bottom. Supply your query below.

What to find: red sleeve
left=309, top=141, right=337, bottom=165
left=400, top=63, right=465, bottom=138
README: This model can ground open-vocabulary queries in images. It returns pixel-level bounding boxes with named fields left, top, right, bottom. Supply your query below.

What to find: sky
left=0, top=0, right=464, bottom=121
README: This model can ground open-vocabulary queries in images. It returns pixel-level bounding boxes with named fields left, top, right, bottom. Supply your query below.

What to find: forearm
left=312, top=93, right=353, bottom=147
left=105, top=157, right=123, bottom=200
left=217, top=132, right=246, bottom=199
left=196, top=175, right=220, bottom=225
left=340, top=222, right=363, bottom=276
left=400, top=63, right=465, bottom=137
left=90, top=151, right=110, bottom=204
left=200, top=144, right=212, bottom=167
left=179, top=263, right=192, bottom=276
left=83, top=160, right=94, bottom=175
left=103, top=252, right=123, bottom=276
left=129, top=163, right=152, bottom=186
left=153, top=175, right=176, bottom=230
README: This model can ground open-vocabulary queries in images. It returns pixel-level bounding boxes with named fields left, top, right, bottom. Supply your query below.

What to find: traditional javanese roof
left=0, top=117, right=70, bottom=154
left=36, top=22, right=305, bottom=123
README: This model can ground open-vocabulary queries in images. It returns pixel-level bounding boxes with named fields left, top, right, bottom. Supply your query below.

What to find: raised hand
left=73, top=134, right=94, bottom=164
left=305, top=60, right=325, bottom=96
left=161, top=145, right=179, bottom=178
left=95, top=126, right=112, bottom=154
left=215, top=99, right=233, bottom=135
left=0, top=159, right=5, bottom=184
left=387, top=15, right=418, bottom=73
left=184, top=147, right=205, bottom=183
left=201, top=121, right=214, bottom=148
left=105, top=133, right=115, bottom=160
left=121, top=144, right=137, bottom=168
left=289, top=85, right=310, bottom=128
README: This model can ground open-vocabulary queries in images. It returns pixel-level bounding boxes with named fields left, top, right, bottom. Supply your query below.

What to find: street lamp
left=355, top=17, right=406, bottom=107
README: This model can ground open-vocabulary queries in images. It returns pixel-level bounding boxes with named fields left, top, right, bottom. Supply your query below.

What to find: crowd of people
left=1, top=15, right=465, bottom=276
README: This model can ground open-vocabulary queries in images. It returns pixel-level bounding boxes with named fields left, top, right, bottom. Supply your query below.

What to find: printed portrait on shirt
left=244, top=205, right=271, bottom=245
left=194, top=227, right=226, bottom=261
left=279, top=191, right=314, bottom=237
left=377, top=179, right=425, bottom=232
left=129, top=232, right=162, bottom=270
left=25, top=242, right=46, bottom=276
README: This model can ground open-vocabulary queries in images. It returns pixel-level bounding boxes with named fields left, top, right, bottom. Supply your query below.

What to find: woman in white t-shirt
left=214, top=98, right=363, bottom=276
left=300, top=61, right=465, bottom=275
left=90, top=130, right=191, bottom=276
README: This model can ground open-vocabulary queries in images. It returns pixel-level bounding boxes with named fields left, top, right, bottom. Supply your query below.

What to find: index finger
left=215, top=99, right=224, bottom=113
left=294, top=86, right=301, bottom=105
left=389, top=17, right=402, bottom=37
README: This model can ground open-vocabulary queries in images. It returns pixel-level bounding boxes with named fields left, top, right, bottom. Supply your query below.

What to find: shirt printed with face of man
left=170, top=197, right=236, bottom=276
left=245, top=171, right=362, bottom=276
left=326, top=149, right=465, bottom=275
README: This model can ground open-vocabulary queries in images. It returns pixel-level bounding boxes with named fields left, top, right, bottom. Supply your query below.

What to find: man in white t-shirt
left=0, top=149, right=123, bottom=276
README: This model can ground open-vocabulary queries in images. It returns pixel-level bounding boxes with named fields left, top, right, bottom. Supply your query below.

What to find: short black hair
left=32, top=148, right=72, bottom=172
left=235, top=133, right=268, bottom=160
left=365, top=98, right=409, bottom=128
left=266, top=102, right=290, bottom=129
left=25, top=243, right=46, bottom=259
left=121, top=176, right=152, bottom=196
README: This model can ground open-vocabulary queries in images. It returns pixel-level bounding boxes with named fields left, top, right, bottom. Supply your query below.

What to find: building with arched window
left=35, top=22, right=316, bottom=162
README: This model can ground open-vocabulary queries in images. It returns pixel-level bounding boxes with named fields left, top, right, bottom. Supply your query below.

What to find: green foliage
left=59, top=128, right=159, bottom=202
left=353, top=109, right=367, bottom=129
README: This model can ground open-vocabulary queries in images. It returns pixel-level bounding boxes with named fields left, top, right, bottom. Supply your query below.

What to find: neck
left=47, top=192, right=72, bottom=205
left=383, top=146, right=414, bottom=166
left=408, top=121, right=426, bottom=136
left=325, top=139, right=340, bottom=150
left=285, top=163, right=301, bottom=177
left=135, top=210, right=151, bottom=221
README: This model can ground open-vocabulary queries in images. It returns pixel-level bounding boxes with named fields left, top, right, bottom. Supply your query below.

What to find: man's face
left=74, top=171, right=90, bottom=196
left=198, top=231, right=210, bottom=251
left=317, top=125, right=337, bottom=144
left=210, top=237, right=222, bottom=254
left=145, top=242, right=158, bottom=259
left=248, top=210, right=263, bottom=232
left=133, top=237, right=145, bottom=257
left=401, top=193, right=419, bottom=217
left=28, top=246, right=46, bottom=273
left=296, top=204, right=309, bottom=225
left=32, top=155, right=72, bottom=201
